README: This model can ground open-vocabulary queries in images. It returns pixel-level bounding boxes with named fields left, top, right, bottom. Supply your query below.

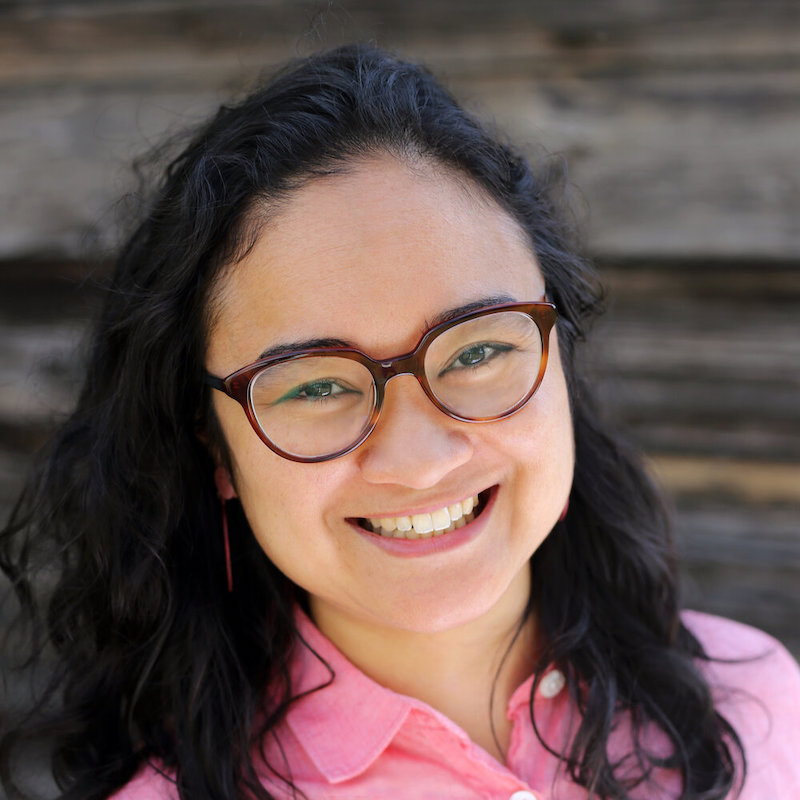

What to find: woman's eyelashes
left=438, top=341, right=515, bottom=377
left=275, top=379, right=361, bottom=404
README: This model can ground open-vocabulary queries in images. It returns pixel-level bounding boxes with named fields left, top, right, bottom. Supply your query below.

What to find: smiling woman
left=1, top=44, right=799, bottom=800
left=205, top=156, right=573, bottom=645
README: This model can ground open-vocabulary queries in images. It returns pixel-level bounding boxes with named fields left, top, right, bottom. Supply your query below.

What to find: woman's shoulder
left=681, top=610, right=800, bottom=796
left=681, top=609, right=800, bottom=711
left=681, top=608, right=799, bottom=682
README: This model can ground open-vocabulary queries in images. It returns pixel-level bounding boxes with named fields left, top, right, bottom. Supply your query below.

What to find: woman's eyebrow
left=256, top=295, right=518, bottom=360
left=426, top=294, right=517, bottom=327
left=258, top=338, right=352, bottom=359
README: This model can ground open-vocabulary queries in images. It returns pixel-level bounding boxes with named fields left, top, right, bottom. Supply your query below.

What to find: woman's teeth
left=363, top=494, right=480, bottom=539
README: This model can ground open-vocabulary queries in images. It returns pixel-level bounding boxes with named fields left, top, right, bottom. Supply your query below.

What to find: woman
left=1, top=44, right=798, bottom=800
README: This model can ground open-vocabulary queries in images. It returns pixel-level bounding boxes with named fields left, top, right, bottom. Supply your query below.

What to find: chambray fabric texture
left=114, top=609, right=800, bottom=799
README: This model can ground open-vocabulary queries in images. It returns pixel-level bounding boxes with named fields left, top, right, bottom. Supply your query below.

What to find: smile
left=357, top=490, right=491, bottom=539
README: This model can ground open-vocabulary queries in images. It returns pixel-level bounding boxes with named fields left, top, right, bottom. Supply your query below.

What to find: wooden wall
left=1, top=1, right=798, bottom=655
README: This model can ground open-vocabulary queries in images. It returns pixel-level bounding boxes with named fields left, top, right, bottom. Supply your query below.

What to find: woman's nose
left=356, top=376, right=473, bottom=488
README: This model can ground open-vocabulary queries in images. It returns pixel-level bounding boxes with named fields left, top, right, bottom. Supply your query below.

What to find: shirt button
left=538, top=669, right=566, bottom=699
left=510, top=792, right=538, bottom=800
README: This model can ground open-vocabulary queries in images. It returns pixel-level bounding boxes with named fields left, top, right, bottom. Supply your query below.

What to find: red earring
left=221, top=499, right=233, bottom=593
left=214, top=467, right=236, bottom=593
left=559, top=500, right=569, bottom=522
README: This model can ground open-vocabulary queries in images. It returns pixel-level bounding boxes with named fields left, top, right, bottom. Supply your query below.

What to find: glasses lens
left=249, top=355, right=376, bottom=458
left=424, top=311, right=544, bottom=419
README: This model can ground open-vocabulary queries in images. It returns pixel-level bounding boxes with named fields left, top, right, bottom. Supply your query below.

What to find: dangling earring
left=559, top=500, right=569, bottom=522
left=221, top=498, right=233, bottom=593
left=214, top=467, right=237, bottom=593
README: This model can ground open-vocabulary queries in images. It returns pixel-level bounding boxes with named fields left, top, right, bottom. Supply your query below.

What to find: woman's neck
left=309, top=569, right=537, bottom=763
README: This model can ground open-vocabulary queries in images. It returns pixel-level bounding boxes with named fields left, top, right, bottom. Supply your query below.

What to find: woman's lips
left=359, top=492, right=481, bottom=538
left=348, top=487, right=497, bottom=556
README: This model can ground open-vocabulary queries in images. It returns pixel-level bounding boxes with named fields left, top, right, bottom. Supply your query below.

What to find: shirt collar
left=284, top=608, right=412, bottom=783
left=507, top=673, right=536, bottom=719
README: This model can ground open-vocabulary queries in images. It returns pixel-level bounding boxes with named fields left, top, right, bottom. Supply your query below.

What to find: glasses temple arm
left=203, top=373, right=227, bottom=392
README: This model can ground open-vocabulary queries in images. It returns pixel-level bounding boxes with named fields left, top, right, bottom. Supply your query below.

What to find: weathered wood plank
left=651, top=455, right=800, bottom=505
left=590, top=261, right=800, bottom=459
left=675, top=504, right=800, bottom=656
left=2, top=1, right=800, bottom=260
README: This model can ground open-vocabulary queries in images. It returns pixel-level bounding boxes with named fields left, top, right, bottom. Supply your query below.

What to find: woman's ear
left=214, top=466, right=237, bottom=500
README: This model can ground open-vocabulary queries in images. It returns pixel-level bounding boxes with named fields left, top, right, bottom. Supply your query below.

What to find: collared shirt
left=115, top=610, right=800, bottom=799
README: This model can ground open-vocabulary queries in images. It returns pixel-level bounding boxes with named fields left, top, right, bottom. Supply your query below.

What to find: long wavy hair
left=1, top=44, right=743, bottom=800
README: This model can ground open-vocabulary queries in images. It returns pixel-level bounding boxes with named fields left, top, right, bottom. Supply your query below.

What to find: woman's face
left=207, top=155, right=574, bottom=634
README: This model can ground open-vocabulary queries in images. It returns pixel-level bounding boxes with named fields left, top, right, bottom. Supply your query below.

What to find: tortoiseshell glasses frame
left=204, top=300, right=558, bottom=463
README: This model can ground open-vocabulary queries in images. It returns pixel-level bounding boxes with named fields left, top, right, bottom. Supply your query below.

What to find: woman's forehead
left=206, top=156, right=543, bottom=366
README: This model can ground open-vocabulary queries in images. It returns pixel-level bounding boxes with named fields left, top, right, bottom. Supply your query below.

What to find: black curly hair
left=1, top=43, right=743, bottom=800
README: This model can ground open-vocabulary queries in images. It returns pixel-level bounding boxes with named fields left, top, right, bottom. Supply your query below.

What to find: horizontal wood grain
left=2, top=1, right=800, bottom=260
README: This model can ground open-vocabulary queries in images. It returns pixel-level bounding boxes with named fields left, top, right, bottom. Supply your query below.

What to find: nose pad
left=357, top=375, right=473, bottom=488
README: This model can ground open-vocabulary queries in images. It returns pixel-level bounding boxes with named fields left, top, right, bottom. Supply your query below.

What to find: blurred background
left=1, top=0, right=798, bottom=659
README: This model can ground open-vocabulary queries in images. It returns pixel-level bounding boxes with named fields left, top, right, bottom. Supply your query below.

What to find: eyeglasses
left=204, top=301, right=557, bottom=463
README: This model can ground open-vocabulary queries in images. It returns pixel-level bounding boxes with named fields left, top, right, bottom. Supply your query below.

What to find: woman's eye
left=276, top=380, right=357, bottom=404
left=440, top=342, right=513, bottom=376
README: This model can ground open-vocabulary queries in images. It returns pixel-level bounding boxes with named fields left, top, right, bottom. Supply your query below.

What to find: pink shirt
left=115, top=610, right=800, bottom=799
